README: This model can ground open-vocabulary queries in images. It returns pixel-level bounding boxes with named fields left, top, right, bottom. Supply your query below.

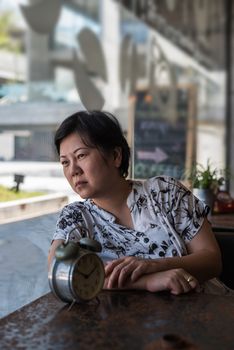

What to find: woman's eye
left=61, top=160, right=69, bottom=167
left=77, top=153, right=86, bottom=160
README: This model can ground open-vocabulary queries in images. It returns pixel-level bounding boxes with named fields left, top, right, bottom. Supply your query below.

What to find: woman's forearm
left=138, top=250, right=222, bottom=283
left=105, top=248, right=222, bottom=289
left=104, top=268, right=198, bottom=295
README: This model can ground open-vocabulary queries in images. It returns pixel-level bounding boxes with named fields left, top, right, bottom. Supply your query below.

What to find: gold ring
left=187, top=276, right=193, bottom=283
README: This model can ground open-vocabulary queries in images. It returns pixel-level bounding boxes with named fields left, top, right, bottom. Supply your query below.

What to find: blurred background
left=0, top=0, right=232, bottom=182
left=0, top=0, right=234, bottom=317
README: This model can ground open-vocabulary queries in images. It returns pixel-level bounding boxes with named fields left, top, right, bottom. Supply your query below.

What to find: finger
left=131, top=261, right=152, bottom=282
left=168, top=272, right=193, bottom=295
left=180, top=274, right=198, bottom=293
left=169, top=279, right=185, bottom=295
left=186, top=276, right=198, bottom=290
left=180, top=279, right=193, bottom=294
left=109, top=258, right=138, bottom=288
left=118, top=260, right=139, bottom=287
left=131, top=264, right=146, bottom=282
left=131, top=260, right=160, bottom=282
left=107, top=260, right=129, bottom=288
left=103, top=278, right=108, bottom=289
left=105, top=258, right=125, bottom=276
left=167, top=275, right=186, bottom=295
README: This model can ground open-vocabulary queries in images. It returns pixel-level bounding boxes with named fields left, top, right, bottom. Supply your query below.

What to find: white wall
left=0, top=133, right=14, bottom=160
left=196, top=123, right=225, bottom=170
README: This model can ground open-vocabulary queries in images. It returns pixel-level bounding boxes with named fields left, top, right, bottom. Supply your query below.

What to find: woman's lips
left=75, top=181, right=87, bottom=189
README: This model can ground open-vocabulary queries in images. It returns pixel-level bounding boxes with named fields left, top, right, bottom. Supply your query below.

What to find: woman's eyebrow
left=59, top=147, right=88, bottom=158
left=73, top=147, right=88, bottom=154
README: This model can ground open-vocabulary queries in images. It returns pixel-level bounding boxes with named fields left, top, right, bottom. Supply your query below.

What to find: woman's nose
left=70, top=161, right=82, bottom=177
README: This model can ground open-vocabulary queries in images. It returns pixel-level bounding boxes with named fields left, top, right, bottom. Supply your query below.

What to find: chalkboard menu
left=132, top=87, right=196, bottom=179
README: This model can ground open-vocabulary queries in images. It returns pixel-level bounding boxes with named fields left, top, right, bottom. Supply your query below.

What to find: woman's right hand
left=105, top=256, right=161, bottom=288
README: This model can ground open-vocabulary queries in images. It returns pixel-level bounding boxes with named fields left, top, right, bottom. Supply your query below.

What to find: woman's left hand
left=105, top=256, right=161, bottom=288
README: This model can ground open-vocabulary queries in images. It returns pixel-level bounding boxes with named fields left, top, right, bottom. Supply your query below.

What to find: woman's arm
left=105, top=218, right=222, bottom=288
left=104, top=268, right=199, bottom=295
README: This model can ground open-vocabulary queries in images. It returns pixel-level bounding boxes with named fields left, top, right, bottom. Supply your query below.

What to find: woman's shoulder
left=128, top=176, right=186, bottom=201
left=59, top=200, right=93, bottom=219
left=129, top=175, right=185, bottom=193
left=143, top=175, right=184, bottom=191
left=61, top=200, right=87, bottom=212
left=56, top=200, right=93, bottom=234
left=59, top=199, right=111, bottom=221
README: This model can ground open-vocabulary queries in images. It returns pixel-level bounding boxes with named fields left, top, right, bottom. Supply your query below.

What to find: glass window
left=0, top=1, right=227, bottom=171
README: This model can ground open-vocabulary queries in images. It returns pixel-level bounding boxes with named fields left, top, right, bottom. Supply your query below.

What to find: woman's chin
left=74, top=188, right=91, bottom=199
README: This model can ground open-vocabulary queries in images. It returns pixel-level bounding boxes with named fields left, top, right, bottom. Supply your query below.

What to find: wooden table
left=1, top=290, right=234, bottom=349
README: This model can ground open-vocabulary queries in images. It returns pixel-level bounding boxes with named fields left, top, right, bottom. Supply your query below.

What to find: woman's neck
left=92, top=178, right=134, bottom=229
left=92, top=178, right=132, bottom=212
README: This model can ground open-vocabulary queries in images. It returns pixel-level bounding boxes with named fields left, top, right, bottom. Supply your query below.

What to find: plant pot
left=193, top=188, right=215, bottom=214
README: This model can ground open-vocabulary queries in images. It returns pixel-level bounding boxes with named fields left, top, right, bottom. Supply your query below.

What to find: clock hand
left=87, top=266, right=97, bottom=278
left=77, top=270, right=89, bottom=279
left=78, top=266, right=97, bottom=279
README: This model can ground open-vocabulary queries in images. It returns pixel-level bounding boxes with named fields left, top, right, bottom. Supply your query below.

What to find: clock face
left=72, top=252, right=105, bottom=301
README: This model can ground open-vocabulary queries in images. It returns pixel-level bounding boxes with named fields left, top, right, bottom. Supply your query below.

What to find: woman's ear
left=113, top=147, right=122, bottom=168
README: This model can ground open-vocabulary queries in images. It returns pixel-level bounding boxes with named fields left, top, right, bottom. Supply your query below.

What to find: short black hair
left=54, top=110, right=130, bottom=178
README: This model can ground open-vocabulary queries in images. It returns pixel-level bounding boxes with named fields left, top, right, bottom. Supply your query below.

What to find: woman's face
left=59, top=132, right=122, bottom=199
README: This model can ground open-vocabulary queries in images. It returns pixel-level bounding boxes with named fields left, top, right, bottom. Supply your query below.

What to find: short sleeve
left=52, top=202, right=89, bottom=243
left=151, top=176, right=209, bottom=243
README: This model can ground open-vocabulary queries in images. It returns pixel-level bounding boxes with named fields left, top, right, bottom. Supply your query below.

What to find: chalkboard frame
left=128, top=85, right=197, bottom=180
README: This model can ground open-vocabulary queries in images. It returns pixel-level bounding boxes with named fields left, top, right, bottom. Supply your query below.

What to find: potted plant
left=186, top=160, right=225, bottom=212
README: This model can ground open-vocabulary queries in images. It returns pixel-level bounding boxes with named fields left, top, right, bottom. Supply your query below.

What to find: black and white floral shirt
left=53, top=176, right=209, bottom=262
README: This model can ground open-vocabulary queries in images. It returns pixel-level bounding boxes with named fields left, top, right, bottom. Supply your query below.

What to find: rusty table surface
left=1, top=291, right=234, bottom=349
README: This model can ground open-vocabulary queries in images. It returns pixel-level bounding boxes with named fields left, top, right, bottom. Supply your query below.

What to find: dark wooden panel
left=215, top=231, right=234, bottom=289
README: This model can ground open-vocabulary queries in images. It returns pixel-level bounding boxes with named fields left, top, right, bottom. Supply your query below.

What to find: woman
left=48, top=110, right=222, bottom=295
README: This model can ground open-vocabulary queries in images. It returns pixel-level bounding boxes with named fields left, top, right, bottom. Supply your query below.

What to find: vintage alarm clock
left=48, top=230, right=105, bottom=304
